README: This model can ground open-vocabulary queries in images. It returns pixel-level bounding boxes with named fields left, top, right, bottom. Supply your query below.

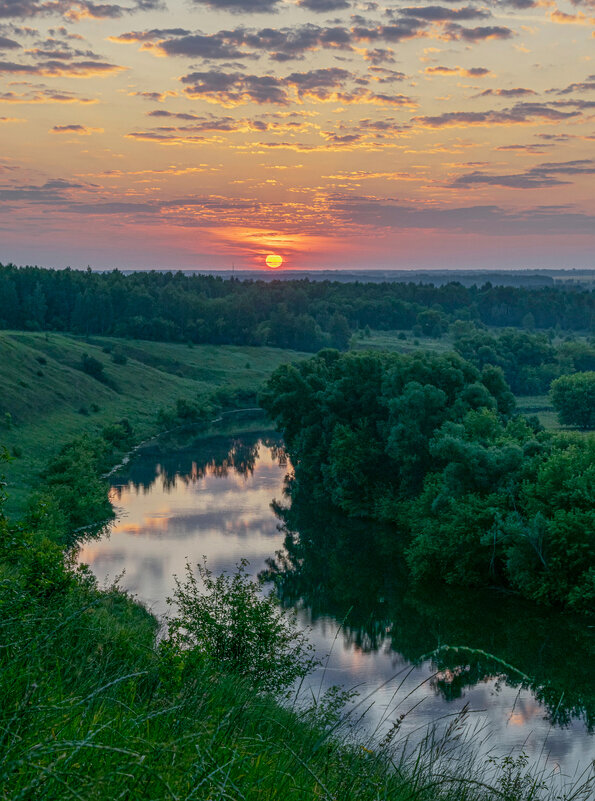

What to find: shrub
left=165, top=559, right=317, bottom=696
left=80, top=353, right=106, bottom=382
left=550, top=372, right=595, bottom=429
left=111, top=350, right=127, bottom=365
left=102, top=418, right=134, bottom=449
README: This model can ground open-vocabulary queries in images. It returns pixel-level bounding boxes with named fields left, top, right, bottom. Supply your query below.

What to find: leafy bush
left=550, top=372, right=595, bottom=429
left=79, top=353, right=106, bottom=382
left=111, top=349, right=127, bottom=365
left=165, top=559, right=317, bottom=695
left=102, top=418, right=134, bottom=449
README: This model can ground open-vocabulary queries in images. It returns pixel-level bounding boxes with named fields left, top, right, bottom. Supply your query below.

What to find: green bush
left=165, top=559, right=317, bottom=696
left=79, top=352, right=106, bottom=382
left=550, top=372, right=595, bottom=429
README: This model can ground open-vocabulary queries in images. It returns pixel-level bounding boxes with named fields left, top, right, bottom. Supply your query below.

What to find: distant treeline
left=0, top=264, right=593, bottom=352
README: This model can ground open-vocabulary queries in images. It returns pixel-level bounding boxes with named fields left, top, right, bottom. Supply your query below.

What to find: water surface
left=78, top=431, right=594, bottom=781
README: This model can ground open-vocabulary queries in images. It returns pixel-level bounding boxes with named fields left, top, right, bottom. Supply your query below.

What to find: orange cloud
left=550, top=8, right=595, bottom=24
left=424, top=65, right=493, bottom=78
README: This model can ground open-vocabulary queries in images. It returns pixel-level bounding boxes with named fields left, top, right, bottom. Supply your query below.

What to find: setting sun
left=265, top=254, right=283, bottom=269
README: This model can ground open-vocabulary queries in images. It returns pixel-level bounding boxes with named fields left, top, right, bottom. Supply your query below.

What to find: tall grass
left=2, top=562, right=594, bottom=801
left=1, top=432, right=593, bottom=801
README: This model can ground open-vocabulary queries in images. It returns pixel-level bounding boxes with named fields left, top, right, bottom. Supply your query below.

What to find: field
left=0, top=331, right=306, bottom=515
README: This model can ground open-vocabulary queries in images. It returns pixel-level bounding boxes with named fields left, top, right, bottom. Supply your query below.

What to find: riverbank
left=3, top=445, right=592, bottom=801
left=1, top=334, right=593, bottom=799
left=0, top=330, right=307, bottom=515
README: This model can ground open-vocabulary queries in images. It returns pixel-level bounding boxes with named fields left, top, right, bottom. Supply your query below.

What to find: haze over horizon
left=0, top=0, right=593, bottom=271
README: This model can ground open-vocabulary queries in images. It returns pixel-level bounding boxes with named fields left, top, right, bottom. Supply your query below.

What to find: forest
left=261, top=349, right=594, bottom=610
left=0, top=263, right=593, bottom=352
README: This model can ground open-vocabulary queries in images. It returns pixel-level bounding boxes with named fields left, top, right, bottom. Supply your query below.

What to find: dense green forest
left=261, top=350, right=594, bottom=610
left=1, top=264, right=593, bottom=353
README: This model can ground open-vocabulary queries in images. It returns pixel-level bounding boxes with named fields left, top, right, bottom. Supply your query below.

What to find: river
left=77, top=428, right=594, bottom=784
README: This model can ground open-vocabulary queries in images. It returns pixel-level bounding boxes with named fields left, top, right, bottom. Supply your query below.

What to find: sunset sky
left=0, top=0, right=593, bottom=270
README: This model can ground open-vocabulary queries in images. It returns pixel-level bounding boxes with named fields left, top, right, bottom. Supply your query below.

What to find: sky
left=0, top=0, right=593, bottom=271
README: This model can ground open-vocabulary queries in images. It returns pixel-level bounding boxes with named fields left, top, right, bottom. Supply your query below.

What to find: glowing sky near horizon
left=0, top=0, right=593, bottom=270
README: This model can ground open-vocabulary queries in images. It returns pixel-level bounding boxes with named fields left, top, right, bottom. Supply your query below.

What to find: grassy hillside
left=0, top=331, right=306, bottom=514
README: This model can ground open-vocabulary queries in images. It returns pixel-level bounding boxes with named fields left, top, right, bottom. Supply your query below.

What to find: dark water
left=78, top=431, right=594, bottom=781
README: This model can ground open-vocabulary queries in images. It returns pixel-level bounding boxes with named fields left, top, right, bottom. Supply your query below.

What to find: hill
left=0, top=331, right=306, bottom=514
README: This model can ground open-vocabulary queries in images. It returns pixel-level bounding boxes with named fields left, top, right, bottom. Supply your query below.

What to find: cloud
left=0, top=177, right=86, bottom=202
left=0, top=57, right=124, bottom=76
left=128, top=108, right=409, bottom=149
left=551, top=76, right=595, bottom=95
left=0, top=86, right=97, bottom=103
left=351, top=19, right=427, bottom=43
left=442, top=23, right=514, bottom=41
left=110, top=28, right=191, bottom=43
left=425, top=65, right=491, bottom=77
left=297, top=0, right=350, bottom=10
left=114, top=13, right=517, bottom=68
left=129, top=90, right=177, bottom=101
left=158, top=33, right=254, bottom=61
left=399, top=5, right=491, bottom=21
left=116, top=20, right=430, bottom=64
left=478, top=87, right=536, bottom=97
left=550, top=8, right=595, bottom=24
left=179, top=67, right=416, bottom=107
left=181, top=70, right=289, bottom=105
left=118, top=25, right=355, bottom=62
left=452, top=159, right=595, bottom=189
left=51, top=123, right=102, bottom=133
left=0, top=35, right=20, bottom=48
left=413, top=102, right=582, bottom=128
left=495, top=143, right=555, bottom=154
left=0, top=0, right=162, bottom=20
left=362, top=47, right=396, bottom=64
left=368, top=66, right=407, bottom=83
left=126, top=111, right=297, bottom=143
left=328, top=194, right=595, bottom=236
left=186, top=0, right=281, bottom=13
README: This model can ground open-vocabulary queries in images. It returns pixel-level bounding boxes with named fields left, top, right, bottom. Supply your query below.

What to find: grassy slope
left=0, top=331, right=306, bottom=515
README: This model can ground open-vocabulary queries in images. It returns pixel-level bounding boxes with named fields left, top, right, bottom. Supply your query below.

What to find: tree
left=550, top=372, right=595, bottom=429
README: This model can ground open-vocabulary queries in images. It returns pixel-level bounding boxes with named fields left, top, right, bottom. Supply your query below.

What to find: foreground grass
left=0, top=331, right=306, bottom=515
left=3, top=563, right=590, bottom=801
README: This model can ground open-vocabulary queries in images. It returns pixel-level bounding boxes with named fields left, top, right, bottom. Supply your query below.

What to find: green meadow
left=0, top=331, right=306, bottom=515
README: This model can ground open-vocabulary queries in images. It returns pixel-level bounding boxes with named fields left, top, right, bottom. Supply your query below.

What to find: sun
left=265, top=253, right=283, bottom=269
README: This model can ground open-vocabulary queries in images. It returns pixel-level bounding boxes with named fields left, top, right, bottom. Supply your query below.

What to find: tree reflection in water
left=110, top=432, right=283, bottom=498
left=262, top=480, right=595, bottom=732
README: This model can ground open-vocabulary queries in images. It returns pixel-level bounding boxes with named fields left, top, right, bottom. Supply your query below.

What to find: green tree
left=550, top=372, right=595, bottom=429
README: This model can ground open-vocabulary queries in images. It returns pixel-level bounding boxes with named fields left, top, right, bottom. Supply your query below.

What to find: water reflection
left=78, top=431, right=594, bottom=779
left=79, top=434, right=286, bottom=612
